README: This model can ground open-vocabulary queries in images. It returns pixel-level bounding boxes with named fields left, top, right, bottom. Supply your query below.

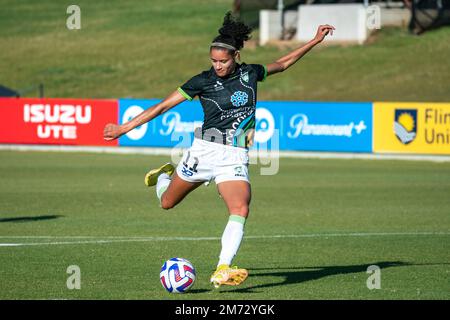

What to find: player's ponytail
left=211, top=11, right=252, bottom=52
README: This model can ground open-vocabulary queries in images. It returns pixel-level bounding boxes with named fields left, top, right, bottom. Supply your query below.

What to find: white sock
left=156, top=173, right=171, bottom=201
left=218, top=215, right=246, bottom=267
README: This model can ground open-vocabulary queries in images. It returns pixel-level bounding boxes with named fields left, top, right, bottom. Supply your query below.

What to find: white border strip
left=1, top=144, right=450, bottom=162
left=0, top=232, right=448, bottom=247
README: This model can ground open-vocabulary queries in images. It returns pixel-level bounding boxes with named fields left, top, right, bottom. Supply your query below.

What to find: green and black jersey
left=177, top=63, right=267, bottom=148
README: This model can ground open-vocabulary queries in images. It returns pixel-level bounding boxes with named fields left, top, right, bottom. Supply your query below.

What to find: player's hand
left=313, top=25, right=335, bottom=43
left=103, top=123, right=124, bottom=141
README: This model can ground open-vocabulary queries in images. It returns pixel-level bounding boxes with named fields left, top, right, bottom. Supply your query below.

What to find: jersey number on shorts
left=182, top=151, right=199, bottom=176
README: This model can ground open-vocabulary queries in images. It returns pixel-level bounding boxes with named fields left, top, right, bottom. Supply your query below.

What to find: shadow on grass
left=187, top=289, right=211, bottom=294
left=0, top=215, right=63, bottom=223
left=231, top=261, right=411, bottom=293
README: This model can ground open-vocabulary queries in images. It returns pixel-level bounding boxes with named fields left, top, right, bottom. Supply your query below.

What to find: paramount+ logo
left=23, top=104, right=92, bottom=139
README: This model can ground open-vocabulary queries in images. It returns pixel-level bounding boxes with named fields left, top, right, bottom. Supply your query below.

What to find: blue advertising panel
left=255, top=101, right=373, bottom=152
left=119, top=99, right=373, bottom=153
left=118, top=99, right=204, bottom=148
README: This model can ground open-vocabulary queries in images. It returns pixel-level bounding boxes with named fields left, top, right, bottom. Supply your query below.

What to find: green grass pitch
left=0, top=150, right=449, bottom=299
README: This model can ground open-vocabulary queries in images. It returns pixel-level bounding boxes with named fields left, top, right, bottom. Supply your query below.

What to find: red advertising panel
left=0, top=98, right=118, bottom=146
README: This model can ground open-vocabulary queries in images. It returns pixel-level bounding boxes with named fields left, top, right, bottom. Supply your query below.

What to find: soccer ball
left=160, top=258, right=196, bottom=293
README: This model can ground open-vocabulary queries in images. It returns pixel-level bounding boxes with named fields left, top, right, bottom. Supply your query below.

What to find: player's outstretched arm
left=103, top=90, right=186, bottom=141
left=265, top=24, right=335, bottom=77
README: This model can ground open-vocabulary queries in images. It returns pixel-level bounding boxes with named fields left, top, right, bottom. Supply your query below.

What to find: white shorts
left=176, top=138, right=250, bottom=184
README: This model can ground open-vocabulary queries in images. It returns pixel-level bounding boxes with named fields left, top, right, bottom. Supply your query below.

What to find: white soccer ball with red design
left=160, top=258, right=196, bottom=293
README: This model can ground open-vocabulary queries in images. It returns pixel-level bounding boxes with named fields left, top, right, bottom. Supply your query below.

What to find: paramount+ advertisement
left=256, top=101, right=373, bottom=153
left=117, top=99, right=373, bottom=153
left=117, top=98, right=204, bottom=148
left=374, top=102, right=450, bottom=155
left=0, top=98, right=118, bottom=146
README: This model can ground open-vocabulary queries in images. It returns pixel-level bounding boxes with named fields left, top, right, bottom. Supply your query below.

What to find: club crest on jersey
left=241, top=72, right=249, bottom=83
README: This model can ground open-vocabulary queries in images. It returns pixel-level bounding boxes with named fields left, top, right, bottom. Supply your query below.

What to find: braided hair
left=211, top=11, right=252, bottom=52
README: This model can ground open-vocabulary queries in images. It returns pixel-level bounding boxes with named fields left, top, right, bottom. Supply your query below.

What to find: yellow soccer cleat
left=210, top=264, right=249, bottom=288
left=144, top=162, right=175, bottom=187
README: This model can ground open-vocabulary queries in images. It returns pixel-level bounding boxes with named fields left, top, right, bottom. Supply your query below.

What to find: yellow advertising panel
left=374, top=102, right=450, bottom=155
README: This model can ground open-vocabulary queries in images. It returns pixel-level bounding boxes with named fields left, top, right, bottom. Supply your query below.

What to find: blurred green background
left=1, top=0, right=449, bottom=102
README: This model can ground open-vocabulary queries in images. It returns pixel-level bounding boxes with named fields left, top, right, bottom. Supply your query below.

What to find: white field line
left=0, top=232, right=448, bottom=247
left=1, top=144, right=450, bottom=163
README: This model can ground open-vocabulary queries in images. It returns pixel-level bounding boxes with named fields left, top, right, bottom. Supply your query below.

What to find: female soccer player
left=104, top=12, right=334, bottom=288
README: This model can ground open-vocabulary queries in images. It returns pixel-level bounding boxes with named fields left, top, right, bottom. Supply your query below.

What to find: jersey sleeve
left=178, top=74, right=204, bottom=101
left=249, top=64, right=268, bottom=82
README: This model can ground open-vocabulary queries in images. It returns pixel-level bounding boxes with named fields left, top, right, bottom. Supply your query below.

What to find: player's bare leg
left=145, top=163, right=203, bottom=209
left=159, top=172, right=203, bottom=210
left=210, top=180, right=251, bottom=288
left=217, top=180, right=251, bottom=218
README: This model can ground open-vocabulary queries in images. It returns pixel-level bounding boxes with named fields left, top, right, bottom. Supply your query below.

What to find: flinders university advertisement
left=374, top=102, right=450, bottom=155
left=0, top=97, right=449, bottom=156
